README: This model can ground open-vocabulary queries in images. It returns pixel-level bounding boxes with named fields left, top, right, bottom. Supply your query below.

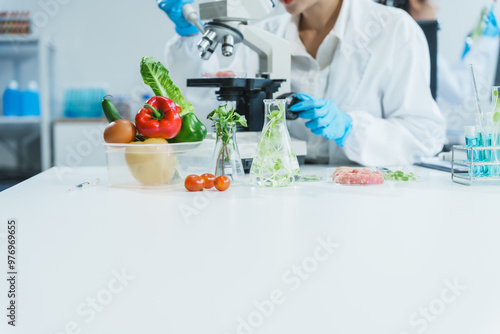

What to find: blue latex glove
left=289, top=93, right=352, bottom=147
left=158, top=0, right=199, bottom=36
left=483, top=7, right=500, bottom=37
left=462, top=6, right=499, bottom=58
left=461, top=40, right=472, bottom=59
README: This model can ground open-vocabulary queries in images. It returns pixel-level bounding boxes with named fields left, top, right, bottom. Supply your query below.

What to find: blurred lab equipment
left=63, top=85, right=107, bottom=118
left=21, top=81, right=40, bottom=116
left=376, top=0, right=500, bottom=147
left=463, top=6, right=500, bottom=58
left=0, top=11, right=30, bottom=35
left=451, top=69, right=500, bottom=184
left=418, top=20, right=438, bottom=99
left=2, top=81, right=22, bottom=116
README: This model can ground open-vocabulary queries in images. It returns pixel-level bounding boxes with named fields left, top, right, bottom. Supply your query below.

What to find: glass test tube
left=491, top=86, right=500, bottom=176
left=464, top=126, right=481, bottom=177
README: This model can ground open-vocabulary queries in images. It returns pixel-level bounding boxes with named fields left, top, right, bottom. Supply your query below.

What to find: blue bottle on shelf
left=2, top=81, right=22, bottom=117
left=21, top=81, right=40, bottom=116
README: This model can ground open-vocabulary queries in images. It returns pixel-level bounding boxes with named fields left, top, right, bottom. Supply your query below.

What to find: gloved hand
left=483, top=7, right=500, bottom=37
left=158, top=0, right=199, bottom=36
left=462, top=6, right=500, bottom=58
left=289, top=93, right=352, bottom=147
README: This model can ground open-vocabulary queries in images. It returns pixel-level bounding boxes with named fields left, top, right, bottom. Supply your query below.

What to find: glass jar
left=210, top=121, right=245, bottom=183
left=249, top=99, right=300, bottom=187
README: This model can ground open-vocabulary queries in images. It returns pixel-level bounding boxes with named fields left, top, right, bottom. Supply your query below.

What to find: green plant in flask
left=249, top=99, right=301, bottom=187
left=207, top=104, right=247, bottom=183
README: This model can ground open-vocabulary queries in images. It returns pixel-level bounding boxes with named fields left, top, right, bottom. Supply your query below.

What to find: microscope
left=180, top=0, right=291, bottom=130
left=166, top=0, right=307, bottom=168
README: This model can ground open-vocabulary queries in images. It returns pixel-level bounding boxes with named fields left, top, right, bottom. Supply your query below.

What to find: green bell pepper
left=170, top=113, right=207, bottom=143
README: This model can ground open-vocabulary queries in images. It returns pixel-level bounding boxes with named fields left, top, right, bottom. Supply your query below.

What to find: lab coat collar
left=286, top=0, right=373, bottom=56
left=342, top=0, right=390, bottom=55
left=331, top=0, right=350, bottom=42
left=286, top=15, right=307, bottom=56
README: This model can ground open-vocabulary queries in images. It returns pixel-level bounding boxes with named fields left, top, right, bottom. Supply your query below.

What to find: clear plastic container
left=104, top=140, right=213, bottom=188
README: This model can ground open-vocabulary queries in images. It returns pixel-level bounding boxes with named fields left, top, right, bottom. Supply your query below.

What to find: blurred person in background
left=377, top=0, right=500, bottom=145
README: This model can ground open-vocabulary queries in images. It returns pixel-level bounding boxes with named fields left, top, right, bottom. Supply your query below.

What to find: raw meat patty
left=332, top=167, right=384, bottom=185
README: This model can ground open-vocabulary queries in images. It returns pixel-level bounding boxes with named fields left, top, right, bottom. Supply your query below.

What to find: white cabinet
left=53, top=119, right=107, bottom=167
left=0, top=34, right=55, bottom=174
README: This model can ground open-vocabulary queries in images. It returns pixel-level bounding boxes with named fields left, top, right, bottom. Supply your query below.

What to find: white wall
left=438, top=0, right=498, bottom=63
left=3, top=0, right=179, bottom=118
left=1, top=0, right=498, bottom=117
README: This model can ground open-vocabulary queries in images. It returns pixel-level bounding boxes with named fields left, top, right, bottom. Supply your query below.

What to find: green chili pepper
left=170, top=113, right=207, bottom=143
left=102, top=95, right=122, bottom=123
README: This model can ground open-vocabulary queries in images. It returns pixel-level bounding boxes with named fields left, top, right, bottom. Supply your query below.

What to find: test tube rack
left=451, top=145, right=500, bottom=185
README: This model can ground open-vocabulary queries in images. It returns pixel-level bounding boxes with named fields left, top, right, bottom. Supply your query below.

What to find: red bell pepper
left=135, top=96, right=182, bottom=139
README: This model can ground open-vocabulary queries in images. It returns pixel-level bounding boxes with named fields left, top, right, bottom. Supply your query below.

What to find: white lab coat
left=437, top=36, right=500, bottom=144
left=164, top=0, right=446, bottom=166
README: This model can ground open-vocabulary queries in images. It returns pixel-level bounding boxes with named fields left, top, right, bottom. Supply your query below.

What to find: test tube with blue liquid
left=464, top=126, right=481, bottom=177
left=481, top=112, right=493, bottom=177
left=490, top=86, right=500, bottom=176
left=469, top=64, right=491, bottom=177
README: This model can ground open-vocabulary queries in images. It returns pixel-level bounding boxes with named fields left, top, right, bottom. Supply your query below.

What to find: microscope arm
left=238, top=24, right=291, bottom=94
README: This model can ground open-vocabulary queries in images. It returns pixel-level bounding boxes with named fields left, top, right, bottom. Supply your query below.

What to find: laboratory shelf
left=0, top=34, right=55, bottom=173
left=0, top=116, right=40, bottom=124
left=0, top=34, right=38, bottom=42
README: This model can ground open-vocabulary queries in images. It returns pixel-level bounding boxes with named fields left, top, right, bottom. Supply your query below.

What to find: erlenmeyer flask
left=210, top=121, right=245, bottom=183
left=249, top=99, right=301, bottom=187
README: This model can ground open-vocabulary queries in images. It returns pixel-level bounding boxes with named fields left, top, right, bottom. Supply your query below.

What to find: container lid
left=7, top=80, right=19, bottom=90
left=464, top=126, right=476, bottom=137
left=26, top=81, right=38, bottom=91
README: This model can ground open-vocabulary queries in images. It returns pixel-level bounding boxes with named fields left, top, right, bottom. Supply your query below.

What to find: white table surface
left=1, top=165, right=500, bottom=334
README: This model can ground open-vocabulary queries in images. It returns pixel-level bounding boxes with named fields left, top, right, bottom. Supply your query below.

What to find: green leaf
left=494, top=112, right=500, bottom=123
left=271, top=110, right=280, bottom=118
left=237, top=115, right=248, bottom=128
left=140, top=56, right=193, bottom=116
left=494, top=90, right=498, bottom=97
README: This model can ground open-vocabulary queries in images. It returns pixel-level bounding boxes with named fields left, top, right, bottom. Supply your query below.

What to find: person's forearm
left=343, top=109, right=446, bottom=166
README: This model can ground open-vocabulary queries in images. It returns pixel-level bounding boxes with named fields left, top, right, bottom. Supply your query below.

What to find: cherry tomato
left=201, top=173, right=216, bottom=189
left=214, top=175, right=230, bottom=191
left=185, top=175, right=205, bottom=192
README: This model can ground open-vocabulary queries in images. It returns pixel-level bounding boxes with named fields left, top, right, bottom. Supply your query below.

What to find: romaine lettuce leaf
left=140, top=56, right=193, bottom=116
